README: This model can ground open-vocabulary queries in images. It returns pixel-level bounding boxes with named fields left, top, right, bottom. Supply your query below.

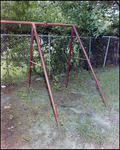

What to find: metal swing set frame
left=1, top=20, right=109, bottom=134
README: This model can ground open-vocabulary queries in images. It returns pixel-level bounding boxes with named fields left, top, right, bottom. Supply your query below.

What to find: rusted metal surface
left=28, top=26, right=34, bottom=91
left=1, top=20, right=76, bottom=27
left=71, top=57, right=86, bottom=60
left=66, top=27, right=74, bottom=87
left=32, top=23, right=62, bottom=134
left=29, top=60, right=43, bottom=68
left=73, top=26, right=109, bottom=110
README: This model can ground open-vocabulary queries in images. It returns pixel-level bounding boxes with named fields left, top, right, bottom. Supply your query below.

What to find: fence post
left=116, top=40, right=119, bottom=65
left=89, top=37, right=91, bottom=62
left=66, top=27, right=74, bottom=87
left=28, top=26, right=34, bottom=90
left=103, top=37, right=110, bottom=67
left=48, top=34, right=51, bottom=76
left=4, top=37, right=9, bottom=77
left=6, top=47, right=9, bottom=77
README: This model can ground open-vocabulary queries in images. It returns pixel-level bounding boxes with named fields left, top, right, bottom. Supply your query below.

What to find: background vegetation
left=1, top=1, right=119, bottom=85
left=1, top=1, right=119, bottom=37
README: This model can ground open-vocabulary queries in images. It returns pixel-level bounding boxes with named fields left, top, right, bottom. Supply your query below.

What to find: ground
left=1, top=66, right=119, bottom=149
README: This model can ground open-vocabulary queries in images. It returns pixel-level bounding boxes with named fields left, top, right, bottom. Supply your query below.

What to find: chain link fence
left=1, top=34, right=119, bottom=84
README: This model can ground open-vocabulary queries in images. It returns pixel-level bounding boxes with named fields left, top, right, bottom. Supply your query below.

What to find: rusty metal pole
left=1, top=20, right=76, bottom=27
left=66, top=27, right=74, bottom=87
left=32, top=23, right=62, bottom=134
left=73, top=26, right=109, bottom=110
left=28, top=26, right=34, bottom=91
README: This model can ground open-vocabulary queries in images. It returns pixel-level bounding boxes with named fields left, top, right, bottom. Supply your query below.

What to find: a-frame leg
left=66, top=27, right=74, bottom=87
left=72, top=26, right=109, bottom=110
left=28, top=26, right=34, bottom=91
left=32, top=23, right=62, bottom=134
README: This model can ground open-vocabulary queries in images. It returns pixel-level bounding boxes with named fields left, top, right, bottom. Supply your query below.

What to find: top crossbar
left=1, top=20, right=76, bottom=27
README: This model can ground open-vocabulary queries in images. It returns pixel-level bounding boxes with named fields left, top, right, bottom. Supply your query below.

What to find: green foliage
left=91, top=1, right=119, bottom=37
left=15, top=87, right=39, bottom=101
left=53, top=76, right=58, bottom=82
left=1, top=34, right=119, bottom=86
left=39, top=117, right=44, bottom=123
left=53, top=75, right=61, bottom=91
left=1, top=36, right=30, bottom=85
left=54, top=83, right=61, bottom=91
left=8, top=114, right=13, bottom=120
left=18, top=121, right=22, bottom=125
left=1, top=1, right=119, bottom=36
left=50, top=38, right=68, bottom=74
left=60, top=119, right=64, bottom=126
left=16, top=89, right=28, bottom=100
left=1, top=0, right=119, bottom=83
left=23, top=136, right=30, bottom=141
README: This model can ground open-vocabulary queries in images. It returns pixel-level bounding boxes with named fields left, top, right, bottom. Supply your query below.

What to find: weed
left=70, top=91, right=77, bottom=94
left=8, top=114, right=13, bottom=120
left=15, top=87, right=39, bottom=103
left=53, top=75, right=61, bottom=90
left=54, top=83, right=61, bottom=90
left=53, top=76, right=58, bottom=82
left=16, top=88, right=28, bottom=99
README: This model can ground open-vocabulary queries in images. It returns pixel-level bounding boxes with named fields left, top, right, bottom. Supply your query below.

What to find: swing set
left=1, top=20, right=109, bottom=134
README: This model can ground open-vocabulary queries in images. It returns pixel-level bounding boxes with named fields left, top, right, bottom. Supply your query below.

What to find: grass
left=76, top=114, right=119, bottom=148
left=57, top=65, right=119, bottom=148
left=76, top=117, right=106, bottom=145
left=14, top=87, right=40, bottom=104
left=71, top=65, right=118, bottom=110
left=1, top=59, right=119, bottom=148
left=71, top=65, right=119, bottom=148
left=48, top=109, right=78, bottom=132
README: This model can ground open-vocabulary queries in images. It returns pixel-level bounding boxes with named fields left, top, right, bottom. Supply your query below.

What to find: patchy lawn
left=1, top=65, right=119, bottom=149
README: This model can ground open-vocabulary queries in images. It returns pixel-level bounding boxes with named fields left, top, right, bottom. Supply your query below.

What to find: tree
left=53, top=1, right=119, bottom=37
left=90, top=1, right=119, bottom=37
left=1, top=1, right=119, bottom=37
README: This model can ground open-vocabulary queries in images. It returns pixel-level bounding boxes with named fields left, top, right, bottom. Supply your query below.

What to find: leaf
left=60, top=119, right=63, bottom=126
left=40, top=117, right=44, bottom=122
left=9, top=115, right=13, bottom=120
left=18, top=121, right=22, bottom=125
left=23, top=136, right=30, bottom=141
